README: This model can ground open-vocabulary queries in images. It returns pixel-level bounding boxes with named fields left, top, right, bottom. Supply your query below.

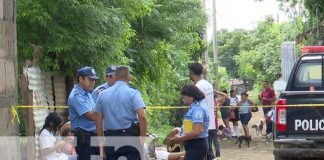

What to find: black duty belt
left=104, top=128, right=132, bottom=134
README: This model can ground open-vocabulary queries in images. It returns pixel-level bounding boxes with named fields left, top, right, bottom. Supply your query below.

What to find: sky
left=204, top=0, right=290, bottom=40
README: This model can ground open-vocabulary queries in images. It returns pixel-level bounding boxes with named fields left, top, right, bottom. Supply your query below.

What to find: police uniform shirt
left=184, top=101, right=209, bottom=138
left=95, top=80, right=145, bottom=130
left=68, top=84, right=96, bottom=132
left=92, top=83, right=110, bottom=102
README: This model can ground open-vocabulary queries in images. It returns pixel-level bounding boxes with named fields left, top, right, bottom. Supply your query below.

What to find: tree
left=17, top=0, right=207, bottom=104
left=277, top=0, right=324, bottom=45
left=215, top=29, right=249, bottom=78
left=213, top=66, right=231, bottom=90
left=125, top=0, right=207, bottom=135
left=127, top=0, right=207, bottom=105
left=280, top=16, right=304, bottom=42
left=17, top=0, right=208, bottom=136
left=17, top=0, right=135, bottom=75
left=235, top=17, right=282, bottom=84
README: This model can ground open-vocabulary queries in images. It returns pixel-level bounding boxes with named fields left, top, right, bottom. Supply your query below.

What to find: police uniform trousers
left=74, top=128, right=99, bottom=160
left=104, top=129, right=142, bottom=160
left=184, top=138, right=208, bottom=160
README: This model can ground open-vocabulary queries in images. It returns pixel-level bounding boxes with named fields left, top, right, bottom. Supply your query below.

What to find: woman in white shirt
left=229, top=90, right=240, bottom=137
left=39, top=112, right=70, bottom=160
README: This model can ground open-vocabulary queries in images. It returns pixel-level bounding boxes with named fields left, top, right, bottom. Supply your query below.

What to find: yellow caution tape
left=10, top=104, right=324, bottom=110
left=10, top=106, right=189, bottom=109
left=14, top=105, right=68, bottom=109
left=146, top=106, right=189, bottom=109
left=10, top=106, right=20, bottom=124
left=10, top=104, right=324, bottom=124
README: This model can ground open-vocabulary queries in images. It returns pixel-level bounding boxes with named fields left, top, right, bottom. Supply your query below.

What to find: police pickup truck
left=274, top=46, right=324, bottom=160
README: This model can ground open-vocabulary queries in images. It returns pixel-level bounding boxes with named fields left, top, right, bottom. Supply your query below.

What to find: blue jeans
left=264, top=109, right=273, bottom=134
left=266, top=120, right=273, bottom=134
left=208, top=129, right=220, bottom=157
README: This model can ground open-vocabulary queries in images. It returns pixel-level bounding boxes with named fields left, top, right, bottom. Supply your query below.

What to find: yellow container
left=183, top=119, right=193, bottom=133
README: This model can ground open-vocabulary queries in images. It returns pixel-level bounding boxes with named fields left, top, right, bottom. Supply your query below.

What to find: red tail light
left=276, top=99, right=287, bottom=132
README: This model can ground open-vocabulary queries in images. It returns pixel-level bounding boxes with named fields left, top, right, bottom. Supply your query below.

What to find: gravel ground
left=218, top=111, right=274, bottom=160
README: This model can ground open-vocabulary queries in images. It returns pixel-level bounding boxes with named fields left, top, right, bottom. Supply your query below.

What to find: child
left=164, top=127, right=182, bottom=152
left=39, top=112, right=71, bottom=160
left=60, top=122, right=77, bottom=160
left=265, top=108, right=274, bottom=139
left=218, top=125, right=226, bottom=140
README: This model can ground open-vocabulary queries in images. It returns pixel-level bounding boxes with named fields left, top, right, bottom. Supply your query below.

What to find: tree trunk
left=0, top=0, right=20, bottom=159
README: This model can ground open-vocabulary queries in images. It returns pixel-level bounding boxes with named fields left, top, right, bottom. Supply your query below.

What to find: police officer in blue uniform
left=95, top=66, right=147, bottom=160
left=68, top=66, right=99, bottom=160
left=169, top=84, right=209, bottom=160
left=92, top=65, right=117, bottom=102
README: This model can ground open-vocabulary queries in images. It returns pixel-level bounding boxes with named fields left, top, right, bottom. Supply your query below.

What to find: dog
left=218, top=125, right=226, bottom=139
left=235, top=135, right=251, bottom=148
left=252, top=120, right=264, bottom=136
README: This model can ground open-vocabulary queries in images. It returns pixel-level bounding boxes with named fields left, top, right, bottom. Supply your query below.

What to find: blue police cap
left=77, top=66, right=99, bottom=80
left=106, top=65, right=117, bottom=76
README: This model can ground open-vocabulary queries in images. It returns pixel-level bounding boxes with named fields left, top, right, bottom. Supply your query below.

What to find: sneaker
left=225, top=128, right=232, bottom=135
left=214, top=157, right=221, bottom=160
left=266, top=132, right=273, bottom=139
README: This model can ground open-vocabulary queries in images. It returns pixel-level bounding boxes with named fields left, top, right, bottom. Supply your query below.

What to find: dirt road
left=218, top=111, right=274, bottom=160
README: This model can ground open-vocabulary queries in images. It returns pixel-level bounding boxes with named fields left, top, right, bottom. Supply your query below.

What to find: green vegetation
left=235, top=17, right=282, bottom=84
left=16, top=0, right=324, bottom=138
left=217, top=17, right=283, bottom=97
left=17, top=0, right=207, bottom=137
left=217, top=0, right=324, bottom=100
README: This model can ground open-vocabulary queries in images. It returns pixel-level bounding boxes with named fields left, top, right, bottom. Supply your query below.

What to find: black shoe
left=209, top=149, right=215, bottom=159
left=232, top=136, right=238, bottom=138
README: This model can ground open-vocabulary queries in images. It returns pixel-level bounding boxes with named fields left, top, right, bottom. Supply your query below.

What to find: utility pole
left=202, top=0, right=209, bottom=80
left=212, top=0, right=219, bottom=90
left=0, top=0, right=20, bottom=159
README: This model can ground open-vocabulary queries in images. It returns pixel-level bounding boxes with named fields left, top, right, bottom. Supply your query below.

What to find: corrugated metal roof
left=281, top=42, right=298, bottom=82
left=53, top=75, right=66, bottom=106
left=24, top=67, right=67, bottom=160
left=44, top=73, right=54, bottom=111
left=53, top=75, right=67, bottom=119
left=26, top=67, right=45, bottom=91
left=25, top=66, right=49, bottom=160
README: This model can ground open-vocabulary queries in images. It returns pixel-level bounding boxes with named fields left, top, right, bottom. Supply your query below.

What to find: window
left=294, top=62, right=322, bottom=87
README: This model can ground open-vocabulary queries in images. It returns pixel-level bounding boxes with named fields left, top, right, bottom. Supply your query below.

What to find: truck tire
left=274, top=154, right=291, bottom=160
left=275, top=155, right=295, bottom=160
